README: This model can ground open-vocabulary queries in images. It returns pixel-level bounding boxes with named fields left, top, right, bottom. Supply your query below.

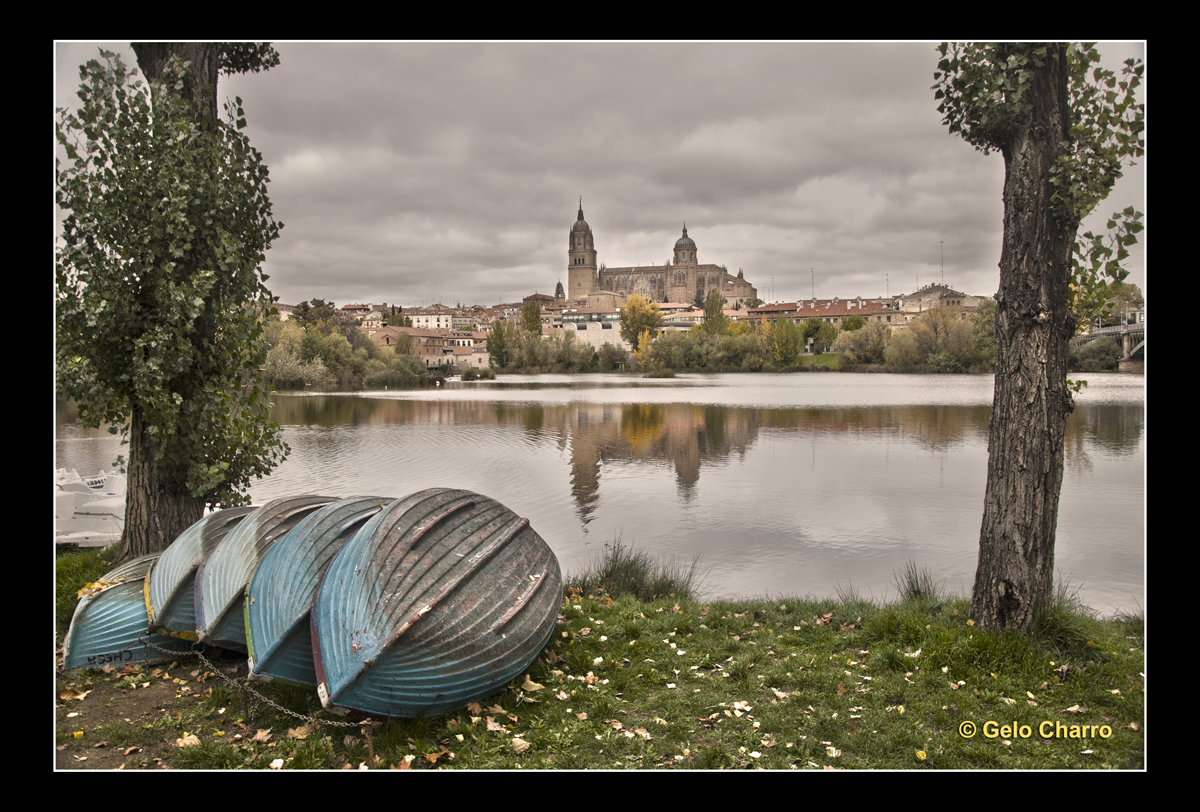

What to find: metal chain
left=91, top=633, right=368, bottom=731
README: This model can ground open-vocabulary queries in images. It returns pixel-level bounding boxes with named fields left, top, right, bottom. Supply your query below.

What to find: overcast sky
left=55, top=41, right=1145, bottom=310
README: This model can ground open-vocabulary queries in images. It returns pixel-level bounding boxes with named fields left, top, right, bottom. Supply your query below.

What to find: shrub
left=1071, top=336, right=1121, bottom=372
left=927, top=350, right=966, bottom=373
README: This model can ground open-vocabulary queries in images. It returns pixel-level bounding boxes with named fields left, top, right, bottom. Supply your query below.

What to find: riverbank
left=56, top=546, right=1143, bottom=770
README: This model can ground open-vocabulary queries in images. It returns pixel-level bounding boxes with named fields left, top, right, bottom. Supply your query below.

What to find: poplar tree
left=934, top=43, right=1143, bottom=631
left=56, top=45, right=287, bottom=561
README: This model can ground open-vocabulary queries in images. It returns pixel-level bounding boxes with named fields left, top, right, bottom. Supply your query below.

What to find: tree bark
left=131, top=43, right=220, bottom=129
left=116, top=406, right=205, bottom=561
left=971, top=45, right=1078, bottom=632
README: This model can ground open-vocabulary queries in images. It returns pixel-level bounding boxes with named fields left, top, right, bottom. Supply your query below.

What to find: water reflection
left=267, top=394, right=1135, bottom=525
left=56, top=374, right=1143, bottom=612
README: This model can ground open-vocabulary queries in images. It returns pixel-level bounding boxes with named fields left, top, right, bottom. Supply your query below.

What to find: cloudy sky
left=55, top=41, right=1145, bottom=311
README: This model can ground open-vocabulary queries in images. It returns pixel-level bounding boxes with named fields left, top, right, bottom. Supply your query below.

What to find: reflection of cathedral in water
left=566, top=403, right=759, bottom=523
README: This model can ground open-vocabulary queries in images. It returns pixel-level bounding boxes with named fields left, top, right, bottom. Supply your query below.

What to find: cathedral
left=565, top=204, right=758, bottom=308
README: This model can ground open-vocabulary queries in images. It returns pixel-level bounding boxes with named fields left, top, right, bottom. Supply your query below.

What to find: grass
left=56, top=553, right=1144, bottom=770
left=568, top=536, right=707, bottom=602
left=892, top=560, right=945, bottom=604
left=56, top=543, right=119, bottom=637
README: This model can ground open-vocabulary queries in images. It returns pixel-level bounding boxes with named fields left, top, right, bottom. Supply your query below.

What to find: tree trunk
left=115, top=406, right=205, bottom=562
left=131, top=43, right=220, bottom=129
left=971, top=45, right=1078, bottom=632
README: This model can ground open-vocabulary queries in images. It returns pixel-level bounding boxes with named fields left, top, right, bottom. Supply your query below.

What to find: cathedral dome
left=674, top=225, right=696, bottom=250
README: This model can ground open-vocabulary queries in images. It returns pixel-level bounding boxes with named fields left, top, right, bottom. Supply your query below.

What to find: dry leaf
left=836, top=684, right=847, bottom=696
left=287, top=726, right=309, bottom=739
left=486, top=717, right=508, bottom=734
left=252, top=728, right=273, bottom=743
left=512, top=737, right=531, bottom=754
left=269, top=759, right=284, bottom=770
left=467, top=701, right=483, bottom=714
left=521, top=675, right=544, bottom=692
left=176, top=734, right=200, bottom=747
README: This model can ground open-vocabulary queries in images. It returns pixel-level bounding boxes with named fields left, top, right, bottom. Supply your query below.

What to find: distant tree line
left=619, top=291, right=999, bottom=374
left=262, top=298, right=434, bottom=389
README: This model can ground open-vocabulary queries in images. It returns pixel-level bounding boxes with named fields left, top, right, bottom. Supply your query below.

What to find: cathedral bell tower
left=568, top=200, right=598, bottom=300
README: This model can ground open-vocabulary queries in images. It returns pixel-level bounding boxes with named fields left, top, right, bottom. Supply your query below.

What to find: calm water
left=55, top=373, right=1144, bottom=614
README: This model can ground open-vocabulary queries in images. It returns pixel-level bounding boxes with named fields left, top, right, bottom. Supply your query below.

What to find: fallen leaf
left=176, top=734, right=200, bottom=748
left=521, top=675, right=544, bottom=692
left=512, top=738, right=531, bottom=754
left=287, top=726, right=309, bottom=739
left=467, top=702, right=483, bottom=714
left=269, top=759, right=284, bottom=770
left=252, top=728, right=273, bottom=743
left=836, top=684, right=847, bottom=696
left=486, top=717, right=508, bottom=734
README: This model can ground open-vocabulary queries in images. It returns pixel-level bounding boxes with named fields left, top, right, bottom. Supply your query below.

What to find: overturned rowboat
left=312, top=488, right=562, bottom=718
left=145, top=507, right=257, bottom=641
left=62, top=552, right=194, bottom=670
left=196, top=496, right=336, bottom=651
left=245, top=496, right=393, bottom=686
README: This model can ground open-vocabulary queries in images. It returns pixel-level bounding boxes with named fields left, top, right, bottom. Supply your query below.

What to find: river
left=55, top=372, right=1144, bottom=615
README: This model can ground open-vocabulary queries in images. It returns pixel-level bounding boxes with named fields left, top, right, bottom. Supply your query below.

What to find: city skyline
left=55, top=42, right=1146, bottom=309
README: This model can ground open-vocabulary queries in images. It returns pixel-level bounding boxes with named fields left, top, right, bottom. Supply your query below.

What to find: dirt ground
left=55, top=648, right=252, bottom=770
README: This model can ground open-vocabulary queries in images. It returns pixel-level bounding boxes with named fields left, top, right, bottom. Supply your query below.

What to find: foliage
left=842, top=314, right=866, bottom=332
left=521, top=300, right=543, bottom=335
left=834, top=320, right=890, bottom=366
left=632, top=329, right=655, bottom=371
left=1106, top=281, right=1144, bottom=320
left=701, top=288, right=731, bottom=335
left=935, top=43, right=1144, bottom=334
left=798, top=317, right=839, bottom=353
left=596, top=342, right=628, bottom=372
left=768, top=317, right=802, bottom=367
left=972, top=299, right=997, bottom=370
left=926, top=351, right=966, bottom=374
left=488, top=320, right=514, bottom=370
left=884, top=328, right=923, bottom=368
left=1070, top=208, right=1144, bottom=334
left=56, top=49, right=287, bottom=508
left=619, top=295, right=664, bottom=347
left=1069, top=336, right=1121, bottom=372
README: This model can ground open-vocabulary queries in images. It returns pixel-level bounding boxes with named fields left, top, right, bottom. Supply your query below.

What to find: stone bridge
left=1073, top=322, right=1144, bottom=370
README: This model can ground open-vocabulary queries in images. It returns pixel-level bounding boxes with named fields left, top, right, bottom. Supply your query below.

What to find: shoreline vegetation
left=56, top=542, right=1143, bottom=770
left=261, top=298, right=1134, bottom=393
